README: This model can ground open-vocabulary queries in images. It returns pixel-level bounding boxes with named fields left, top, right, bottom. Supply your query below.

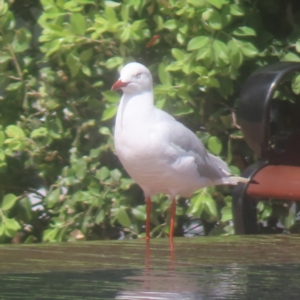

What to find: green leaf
left=99, top=126, right=111, bottom=135
left=221, top=5, right=232, bottom=26
left=67, top=53, right=80, bottom=77
left=257, top=201, right=264, bottom=213
left=5, top=125, right=25, bottom=139
left=116, top=208, right=131, bottom=227
left=71, top=191, right=89, bottom=203
left=42, top=39, right=62, bottom=58
left=121, top=4, right=129, bottom=21
left=5, top=217, right=20, bottom=237
left=110, top=168, right=122, bottom=181
left=0, top=131, right=5, bottom=147
left=45, top=188, right=60, bottom=208
left=165, top=61, right=183, bottom=71
left=229, top=165, right=240, bottom=176
left=106, top=56, right=124, bottom=69
left=233, top=26, right=256, bottom=37
left=171, top=48, right=185, bottom=61
left=2, top=193, right=18, bottom=211
left=120, top=178, right=134, bottom=189
left=95, top=210, right=105, bottom=224
left=43, top=228, right=58, bottom=242
left=30, top=127, right=48, bottom=138
left=102, top=90, right=120, bottom=103
left=163, top=19, right=177, bottom=30
left=0, top=1, right=8, bottom=16
left=60, top=174, right=76, bottom=186
left=235, top=40, right=258, bottom=57
left=296, top=40, right=300, bottom=53
left=132, top=205, right=146, bottom=221
left=158, top=61, right=173, bottom=86
left=221, top=206, right=232, bottom=222
left=70, top=13, right=86, bottom=35
left=0, top=149, right=5, bottom=161
left=189, top=193, right=205, bottom=217
left=260, top=203, right=272, bottom=220
left=208, top=136, right=222, bottom=155
left=187, top=36, right=209, bottom=51
left=206, top=77, right=220, bottom=88
left=75, top=159, right=87, bottom=180
left=182, top=60, right=194, bottom=75
left=6, top=82, right=23, bottom=91
left=230, top=4, right=244, bottom=16
left=4, top=140, right=23, bottom=152
left=105, top=1, right=121, bottom=7
left=292, top=74, right=300, bottom=94
left=51, top=217, right=64, bottom=227
left=78, top=0, right=95, bottom=4
left=228, top=40, right=243, bottom=68
left=18, top=196, right=32, bottom=223
left=119, top=27, right=131, bottom=42
left=155, top=98, right=165, bottom=109
left=105, top=5, right=118, bottom=23
left=176, top=32, right=185, bottom=45
left=0, top=9, right=15, bottom=31
left=187, top=0, right=205, bottom=7
left=203, top=198, right=218, bottom=220
left=64, top=1, right=83, bottom=11
left=0, top=54, right=11, bottom=64
left=224, top=196, right=232, bottom=207
left=179, top=24, right=188, bottom=34
left=281, top=206, right=295, bottom=229
left=0, top=223, right=5, bottom=237
left=220, top=114, right=233, bottom=129
left=82, top=65, right=91, bottom=76
left=173, top=102, right=193, bottom=116
left=101, top=105, right=118, bottom=121
left=131, top=20, right=146, bottom=31
left=95, top=166, right=110, bottom=181
left=202, top=9, right=222, bottom=30
left=89, top=147, right=102, bottom=158
left=207, top=0, right=228, bottom=9
left=213, top=39, right=229, bottom=64
left=11, top=28, right=31, bottom=53
left=80, top=49, right=93, bottom=63
left=93, top=81, right=104, bottom=87
left=282, top=52, right=300, bottom=62
left=196, top=46, right=211, bottom=61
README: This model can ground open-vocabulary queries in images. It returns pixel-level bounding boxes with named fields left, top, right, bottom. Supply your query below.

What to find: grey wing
left=153, top=109, right=228, bottom=181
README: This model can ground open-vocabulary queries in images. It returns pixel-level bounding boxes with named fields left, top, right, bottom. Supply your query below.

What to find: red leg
left=170, top=198, right=176, bottom=251
left=146, top=196, right=152, bottom=240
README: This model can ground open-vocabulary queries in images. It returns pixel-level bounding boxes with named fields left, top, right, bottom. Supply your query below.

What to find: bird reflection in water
left=115, top=241, right=199, bottom=300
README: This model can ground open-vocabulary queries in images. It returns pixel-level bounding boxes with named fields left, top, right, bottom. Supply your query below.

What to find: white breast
left=115, top=116, right=213, bottom=198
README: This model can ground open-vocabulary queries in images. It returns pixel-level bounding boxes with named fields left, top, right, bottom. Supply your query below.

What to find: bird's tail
left=208, top=153, right=250, bottom=185
left=227, top=175, right=250, bottom=184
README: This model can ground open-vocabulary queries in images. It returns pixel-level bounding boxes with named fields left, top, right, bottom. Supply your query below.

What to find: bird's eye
left=136, top=73, right=142, bottom=79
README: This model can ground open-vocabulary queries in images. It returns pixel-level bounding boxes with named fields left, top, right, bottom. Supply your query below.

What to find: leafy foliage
left=0, top=0, right=300, bottom=243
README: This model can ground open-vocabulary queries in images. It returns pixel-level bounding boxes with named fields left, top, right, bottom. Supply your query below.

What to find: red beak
left=111, top=79, right=129, bottom=90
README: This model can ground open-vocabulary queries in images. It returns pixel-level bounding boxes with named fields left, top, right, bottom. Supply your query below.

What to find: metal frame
left=233, top=62, right=300, bottom=234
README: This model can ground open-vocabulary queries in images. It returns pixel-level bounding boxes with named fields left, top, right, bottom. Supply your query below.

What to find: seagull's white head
left=111, top=62, right=153, bottom=95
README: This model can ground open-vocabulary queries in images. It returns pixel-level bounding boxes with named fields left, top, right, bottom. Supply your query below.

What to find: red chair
left=232, top=62, right=300, bottom=234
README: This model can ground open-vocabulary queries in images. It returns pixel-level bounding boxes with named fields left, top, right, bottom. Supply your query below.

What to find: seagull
left=112, top=62, right=248, bottom=249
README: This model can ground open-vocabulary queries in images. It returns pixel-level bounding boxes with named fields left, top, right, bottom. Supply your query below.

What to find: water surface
left=0, top=235, right=299, bottom=299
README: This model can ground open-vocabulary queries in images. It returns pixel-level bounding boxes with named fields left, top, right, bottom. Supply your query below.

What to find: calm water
left=0, top=264, right=299, bottom=299
left=0, top=236, right=299, bottom=299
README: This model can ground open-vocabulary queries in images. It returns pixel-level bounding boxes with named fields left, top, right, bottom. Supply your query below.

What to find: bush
left=0, top=0, right=300, bottom=243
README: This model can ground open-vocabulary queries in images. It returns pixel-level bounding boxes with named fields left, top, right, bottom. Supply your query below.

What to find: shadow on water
left=0, top=235, right=300, bottom=299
